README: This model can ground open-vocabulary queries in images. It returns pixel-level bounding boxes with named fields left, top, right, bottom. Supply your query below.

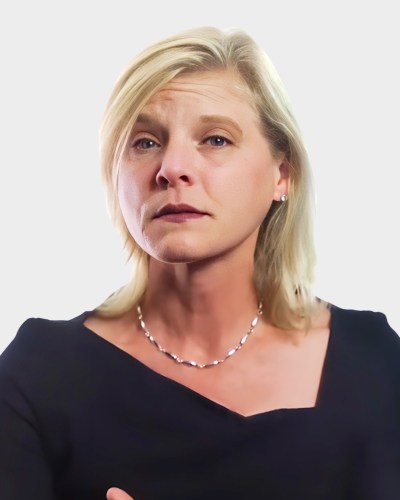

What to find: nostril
left=156, top=172, right=191, bottom=187
left=157, top=174, right=169, bottom=187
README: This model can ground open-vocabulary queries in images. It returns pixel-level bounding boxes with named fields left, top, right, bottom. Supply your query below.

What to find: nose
left=155, top=138, right=196, bottom=188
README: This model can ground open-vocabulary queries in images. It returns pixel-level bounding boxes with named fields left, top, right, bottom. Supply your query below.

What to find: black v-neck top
left=0, top=305, right=400, bottom=500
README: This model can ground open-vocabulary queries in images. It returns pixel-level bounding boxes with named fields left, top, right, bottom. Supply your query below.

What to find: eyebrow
left=135, top=113, right=243, bottom=138
left=135, top=113, right=157, bottom=125
left=198, top=115, right=243, bottom=138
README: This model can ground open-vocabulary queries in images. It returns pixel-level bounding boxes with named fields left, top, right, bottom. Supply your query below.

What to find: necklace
left=136, top=302, right=263, bottom=369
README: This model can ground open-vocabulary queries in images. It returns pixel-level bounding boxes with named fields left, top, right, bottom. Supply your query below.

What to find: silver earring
left=280, top=194, right=288, bottom=202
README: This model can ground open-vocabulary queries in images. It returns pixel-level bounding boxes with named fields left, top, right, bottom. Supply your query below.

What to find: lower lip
left=156, top=212, right=207, bottom=223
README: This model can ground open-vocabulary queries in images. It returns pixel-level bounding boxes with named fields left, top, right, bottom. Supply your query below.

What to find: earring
left=280, top=194, right=288, bottom=202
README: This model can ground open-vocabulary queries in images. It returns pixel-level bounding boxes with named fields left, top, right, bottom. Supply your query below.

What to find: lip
left=154, top=203, right=208, bottom=219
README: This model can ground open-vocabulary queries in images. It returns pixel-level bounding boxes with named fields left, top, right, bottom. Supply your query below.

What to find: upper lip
left=154, top=203, right=207, bottom=218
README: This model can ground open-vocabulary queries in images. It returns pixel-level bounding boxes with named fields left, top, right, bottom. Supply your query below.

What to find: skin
left=100, top=69, right=330, bottom=497
left=117, top=69, right=289, bottom=354
left=119, top=69, right=287, bottom=267
left=106, top=487, right=134, bottom=500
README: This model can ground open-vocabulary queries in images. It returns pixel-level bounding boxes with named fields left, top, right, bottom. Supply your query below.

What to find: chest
left=53, top=337, right=353, bottom=500
left=137, top=327, right=330, bottom=417
left=84, top=315, right=330, bottom=418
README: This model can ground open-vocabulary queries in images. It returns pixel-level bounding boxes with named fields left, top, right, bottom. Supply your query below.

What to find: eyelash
left=202, top=135, right=232, bottom=148
left=132, top=137, right=159, bottom=150
left=131, top=134, right=232, bottom=151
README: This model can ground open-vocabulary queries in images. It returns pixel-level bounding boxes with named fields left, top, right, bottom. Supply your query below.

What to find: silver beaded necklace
left=136, top=302, right=263, bottom=369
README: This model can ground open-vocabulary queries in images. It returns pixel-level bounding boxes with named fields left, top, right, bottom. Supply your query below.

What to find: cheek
left=117, top=168, right=143, bottom=232
left=215, top=177, right=270, bottom=238
left=231, top=163, right=274, bottom=214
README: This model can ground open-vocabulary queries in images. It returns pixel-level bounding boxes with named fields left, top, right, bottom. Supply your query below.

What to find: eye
left=132, top=137, right=159, bottom=150
left=204, top=135, right=231, bottom=148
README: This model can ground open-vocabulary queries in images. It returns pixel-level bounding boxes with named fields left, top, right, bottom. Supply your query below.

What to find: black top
left=1, top=305, right=400, bottom=500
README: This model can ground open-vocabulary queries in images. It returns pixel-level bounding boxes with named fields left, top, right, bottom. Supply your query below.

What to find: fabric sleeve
left=350, top=313, right=400, bottom=500
left=0, top=320, right=54, bottom=499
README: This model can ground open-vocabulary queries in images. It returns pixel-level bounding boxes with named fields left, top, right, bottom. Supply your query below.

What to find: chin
left=150, top=247, right=204, bottom=264
left=143, top=233, right=208, bottom=264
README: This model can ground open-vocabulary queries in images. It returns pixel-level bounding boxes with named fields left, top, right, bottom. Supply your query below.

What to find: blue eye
left=133, top=138, right=158, bottom=150
left=205, top=136, right=230, bottom=147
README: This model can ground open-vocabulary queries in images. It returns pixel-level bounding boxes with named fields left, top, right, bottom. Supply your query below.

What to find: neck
left=140, top=252, right=261, bottom=359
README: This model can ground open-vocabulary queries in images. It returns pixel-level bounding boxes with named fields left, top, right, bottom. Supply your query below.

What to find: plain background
left=1, top=1, right=399, bottom=353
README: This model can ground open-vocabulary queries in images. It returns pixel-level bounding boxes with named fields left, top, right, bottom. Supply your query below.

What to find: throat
left=136, top=301, right=263, bottom=369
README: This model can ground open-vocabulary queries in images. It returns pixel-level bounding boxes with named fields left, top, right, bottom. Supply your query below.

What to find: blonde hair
left=96, top=26, right=321, bottom=329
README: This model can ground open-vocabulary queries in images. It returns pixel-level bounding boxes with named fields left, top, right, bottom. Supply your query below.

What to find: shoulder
left=0, top=312, right=92, bottom=376
left=330, top=303, right=399, bottom=345
left=330, top=303, right=400, bottom=383
left=328, top=306, right=400, bottom=427
left=9, top=311, right=90, bottom=346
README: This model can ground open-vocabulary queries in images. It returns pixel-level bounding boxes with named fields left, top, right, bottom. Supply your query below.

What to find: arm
left=350, top=313, right=400, bottom=499
left=0, top=322, right=54, bottom=499
left=0, top=378, right=54, bottom=499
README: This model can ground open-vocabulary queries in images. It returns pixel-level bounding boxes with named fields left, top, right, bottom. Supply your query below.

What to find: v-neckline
left=74, top=305, right=336, bottom=421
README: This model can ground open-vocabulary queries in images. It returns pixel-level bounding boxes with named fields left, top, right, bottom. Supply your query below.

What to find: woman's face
left=117, top=69, right=288, bottom=264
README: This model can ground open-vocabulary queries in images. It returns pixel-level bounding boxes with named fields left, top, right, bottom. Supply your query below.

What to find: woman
left=1, top=26, right=399, bottom=500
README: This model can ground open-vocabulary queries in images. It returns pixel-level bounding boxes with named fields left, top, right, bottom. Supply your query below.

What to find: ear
left=273, top=158, right=290, bottom=201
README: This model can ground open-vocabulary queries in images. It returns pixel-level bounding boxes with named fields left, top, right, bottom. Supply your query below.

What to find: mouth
left=154, top=203, right=208, bottom=219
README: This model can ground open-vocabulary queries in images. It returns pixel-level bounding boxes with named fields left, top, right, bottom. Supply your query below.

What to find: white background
left=1, top=1, right=399, bottom=353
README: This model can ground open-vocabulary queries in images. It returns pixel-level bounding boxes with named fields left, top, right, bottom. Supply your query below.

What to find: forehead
left=143, top=69, right=254, bottom=111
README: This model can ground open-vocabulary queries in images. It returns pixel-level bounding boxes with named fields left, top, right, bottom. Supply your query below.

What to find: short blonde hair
left=96, top=26, right=320, bottom=329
